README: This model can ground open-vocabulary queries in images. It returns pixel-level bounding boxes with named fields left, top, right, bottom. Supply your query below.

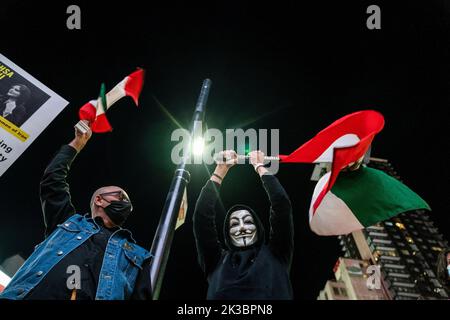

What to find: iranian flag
left=79, top=68, right=145, bottom=132
left=280, top=110, right=430, bottom=235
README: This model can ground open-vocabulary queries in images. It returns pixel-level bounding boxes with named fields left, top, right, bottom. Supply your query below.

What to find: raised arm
left=40, top=121, right=92, bottom=237
left=193, top=150, right=237, bottom=274
left=249, top=151, right=294, bottom=267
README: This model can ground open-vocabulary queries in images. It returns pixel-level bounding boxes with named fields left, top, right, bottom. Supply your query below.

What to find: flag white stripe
left=309, top=171, right=331, bottom=221
left=105, top=78, right=127, bottom=109
left=92, top=78, right=128, bottom=117
left=95, top=95, right=106, bottom=118
left=310, top=190, right=364, bottom=236
left=313, top=133, right=360, bottom=163
left=0, top=269, right=11, bottom=287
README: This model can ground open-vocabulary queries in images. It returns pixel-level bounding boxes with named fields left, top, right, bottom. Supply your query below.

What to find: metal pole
left=148, top=79, right=211, bottom=299
left=236, top=155, right=280, bottom=161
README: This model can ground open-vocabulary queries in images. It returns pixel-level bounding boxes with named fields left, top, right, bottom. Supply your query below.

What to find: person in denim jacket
left=0, top=121, right=152, bottom=300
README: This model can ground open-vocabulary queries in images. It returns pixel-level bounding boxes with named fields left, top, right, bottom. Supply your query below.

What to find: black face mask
left=103, top=200, right=133, bottom=226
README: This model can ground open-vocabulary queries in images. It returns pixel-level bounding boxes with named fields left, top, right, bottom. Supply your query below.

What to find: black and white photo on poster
left=0, top=62, right=50, bottom=128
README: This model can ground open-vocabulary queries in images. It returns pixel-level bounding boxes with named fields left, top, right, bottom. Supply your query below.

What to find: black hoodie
left=193, top=174, right=294, bottom=300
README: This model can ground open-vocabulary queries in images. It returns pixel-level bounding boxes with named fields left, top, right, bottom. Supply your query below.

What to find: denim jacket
left=0, top=213, right=150, bottom=300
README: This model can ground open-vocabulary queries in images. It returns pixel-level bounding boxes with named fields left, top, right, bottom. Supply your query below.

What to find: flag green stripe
left=331, top=166, right=431, bottom=227
left=99, top=82, right=107, bottom=110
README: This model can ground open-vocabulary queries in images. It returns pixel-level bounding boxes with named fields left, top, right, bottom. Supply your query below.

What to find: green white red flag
left=278, top=110, right=430, bottom=235
left=79, top=69, right=145, bottom=132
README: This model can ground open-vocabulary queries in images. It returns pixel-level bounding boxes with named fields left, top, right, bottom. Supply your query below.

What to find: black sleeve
left=39, top=144, right=78, bottom=237
left=193, top=179, right=224, bottom=274
left=261, top=174, right=294, bottom=267
left=130, top=257, right=152, bottom=300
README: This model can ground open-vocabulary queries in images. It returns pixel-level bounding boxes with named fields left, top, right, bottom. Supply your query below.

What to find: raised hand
left=69, top=120, right=92, bottom=152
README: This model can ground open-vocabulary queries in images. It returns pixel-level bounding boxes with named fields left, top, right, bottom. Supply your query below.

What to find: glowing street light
left=192, top=137, right=205, bottom=156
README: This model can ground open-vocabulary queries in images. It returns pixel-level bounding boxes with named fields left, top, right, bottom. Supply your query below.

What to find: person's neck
left=94, top=215, right=119, bottom=230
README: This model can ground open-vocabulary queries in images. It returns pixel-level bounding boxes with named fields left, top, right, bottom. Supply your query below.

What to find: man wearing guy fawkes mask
left=0, top=121, right=152, bottom=300
left=193, top=150, right=294, bottom=300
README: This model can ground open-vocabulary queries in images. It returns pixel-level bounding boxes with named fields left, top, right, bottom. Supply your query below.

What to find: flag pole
left=214, top=154, right=281, bottom=162
left=148, top=79, right=211, bottom=300
left=236, top=155, right=280, bottom=161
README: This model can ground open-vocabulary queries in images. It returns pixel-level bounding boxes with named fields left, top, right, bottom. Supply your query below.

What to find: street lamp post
left=148, top=79, right=211, bottom=299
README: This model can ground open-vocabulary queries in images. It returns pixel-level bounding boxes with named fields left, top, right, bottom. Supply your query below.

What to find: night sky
left=0, top=1, right=449, bottom=300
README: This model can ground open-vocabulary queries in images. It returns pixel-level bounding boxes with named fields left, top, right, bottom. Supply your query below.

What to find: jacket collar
left=82, top=213, right=137, bottom=244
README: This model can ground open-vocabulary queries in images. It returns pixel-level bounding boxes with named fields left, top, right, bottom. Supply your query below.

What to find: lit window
left=395, top=222, right=406, bottom=230
left=389, top=251, right=398, bottom=257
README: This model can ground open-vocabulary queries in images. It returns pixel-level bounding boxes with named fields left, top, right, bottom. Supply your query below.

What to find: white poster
left=0, top=53, right=69, bottom=177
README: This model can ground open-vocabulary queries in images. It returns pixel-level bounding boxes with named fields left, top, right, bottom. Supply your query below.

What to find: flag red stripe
left=280, top=110, right=384, bottom=163
left=124, top=68, right=145, bottom=106
left=78, top=102, right=96, bottom=123
left=91, top=113, right=112, bottom=133
left=312, top=181, right=330, bottom=213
